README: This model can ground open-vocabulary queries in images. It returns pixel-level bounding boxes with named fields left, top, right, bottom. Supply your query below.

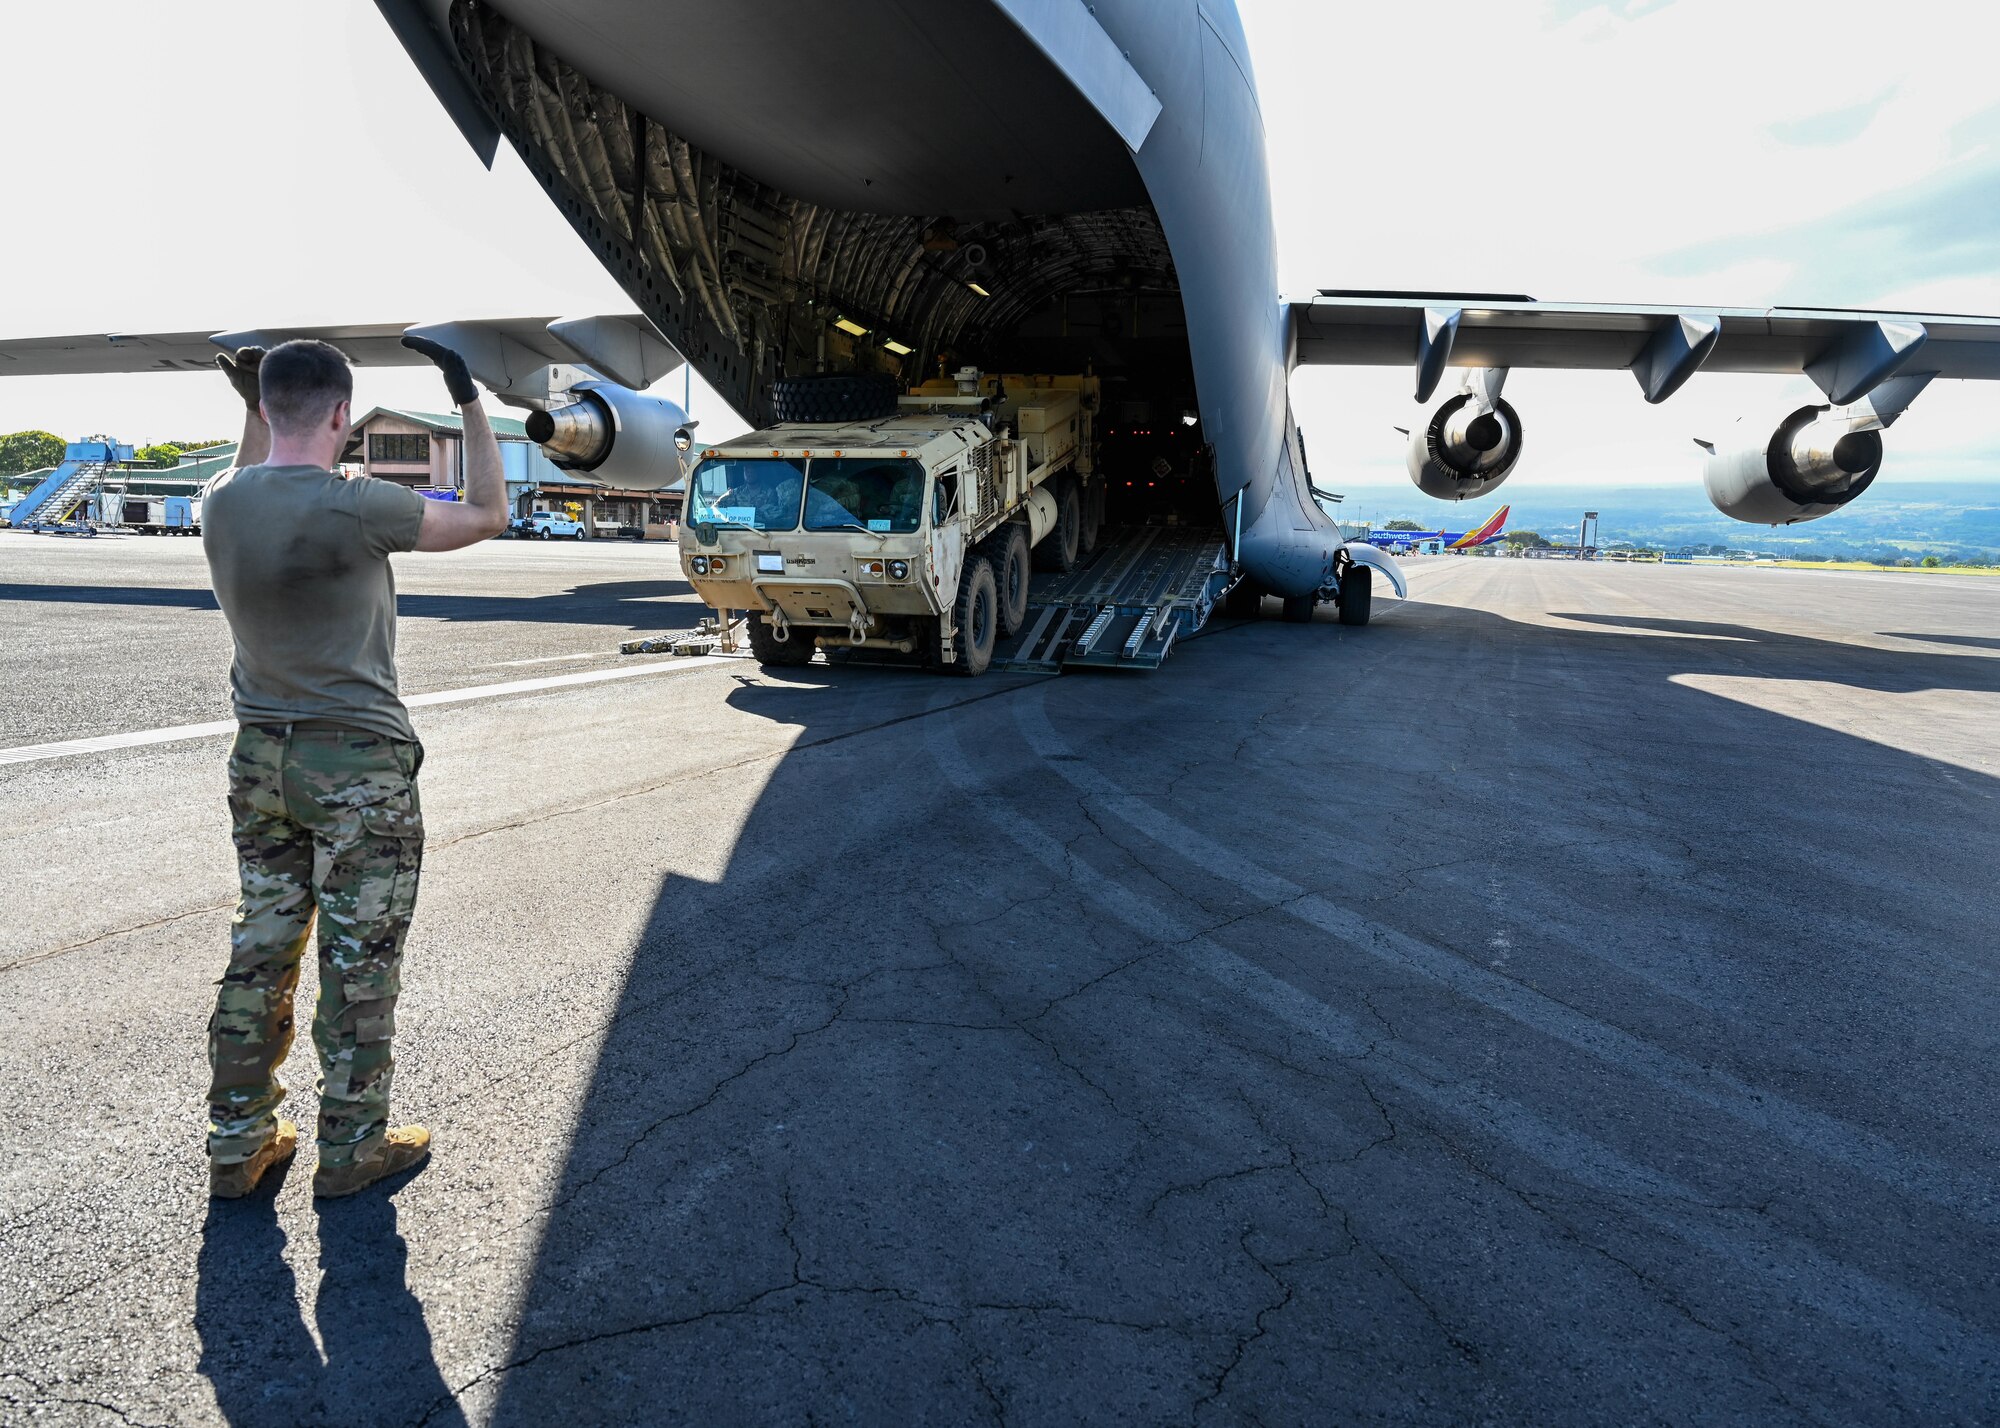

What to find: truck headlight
left=688, top=555, right=710, bottom=575
left=888, top=559, right=910, bottom=580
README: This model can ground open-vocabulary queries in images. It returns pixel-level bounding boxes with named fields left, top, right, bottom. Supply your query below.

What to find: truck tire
left=1337, top=565, right=1373, bottom=626
left=993, top=524, right=1031, bottom=636
left=747, top=617, right=816, bottom=667
left=1033, top=477, right=1081, bottom=573
left=769, top=372, right=899, bottom=424
left=940, top=555, right=998, bottom=676
left=1078, top=479, right=1102, bottom=554
left=1281, top=593, right=1316, bottom=623
left=1224, top=581, right=1263, bottom=618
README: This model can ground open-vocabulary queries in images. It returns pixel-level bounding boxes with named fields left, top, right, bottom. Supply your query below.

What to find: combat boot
left=313, top=1125, right=432, bottom=1198
left=210, top=1119, right=299, bottom=1199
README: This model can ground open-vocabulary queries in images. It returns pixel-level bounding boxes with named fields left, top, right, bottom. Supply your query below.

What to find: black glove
left=215, top=346, right=266, bottom=413
left=401, top=334, right=480, bottom=407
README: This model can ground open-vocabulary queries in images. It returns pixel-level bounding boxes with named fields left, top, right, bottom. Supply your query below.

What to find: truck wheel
left=1224, top=582, right=1263, bottom=618
left=1281, top=593, right=1316, bottom=623
left=769, top=371, right=899, bottom=424
left=941, top=555, right=998, bottom=676
left=747, top=617, right=816, bottom=667
left=1079, top=480, right=1102, bottom=554
left=1337, top=565, right=1373, bottom=626
left=539, top=528, right=552, bottom=540
left=1033, top=478, right=1081, bottom=573
left=993, top=524, right=1031, bottom=636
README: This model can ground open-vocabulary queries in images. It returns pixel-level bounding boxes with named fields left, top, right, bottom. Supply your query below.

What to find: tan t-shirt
left=202, top=465, right=427, bottom=741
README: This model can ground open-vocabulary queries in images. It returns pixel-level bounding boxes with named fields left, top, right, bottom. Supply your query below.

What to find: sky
left=2, top=0, right=1996, bottom=506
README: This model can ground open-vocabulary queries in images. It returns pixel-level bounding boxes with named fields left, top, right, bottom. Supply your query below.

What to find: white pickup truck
left=513, top=510, right=588, bottom=541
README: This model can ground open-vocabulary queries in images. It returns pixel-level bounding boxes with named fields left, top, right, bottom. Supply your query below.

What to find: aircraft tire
left=769, top=372, right=899, bottom=424
left=1281, top=593, right=1316, bottom=623
left=1033, top=477, right=1082, bottom=573
left=1224, top=582, right=1263, bottom=618
left=940, top=556, right=998, bottom=676
left=991, top=524, right=1031, bottom=636
left=1337, top=566, right=1373, bottom=626
left=747, top=617, right=816, bottom=667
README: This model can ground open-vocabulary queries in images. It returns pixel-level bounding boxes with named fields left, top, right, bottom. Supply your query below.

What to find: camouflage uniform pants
left=207, top=723, right=424, bottom=1168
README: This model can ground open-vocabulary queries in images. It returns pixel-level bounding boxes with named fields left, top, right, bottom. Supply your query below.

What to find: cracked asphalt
left=3, top=534, right=1998, bottom=1425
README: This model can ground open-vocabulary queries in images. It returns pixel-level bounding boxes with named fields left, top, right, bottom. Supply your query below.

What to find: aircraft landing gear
left=1337, top=564, right=1373, bottom=626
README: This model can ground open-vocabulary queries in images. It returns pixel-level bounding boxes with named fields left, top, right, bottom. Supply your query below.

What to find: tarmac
left=2, top=531, right=1996, bottom=1426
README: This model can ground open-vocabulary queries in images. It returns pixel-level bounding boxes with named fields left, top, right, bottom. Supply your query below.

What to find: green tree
left=1504, top=530, right=1550, bottom=548
left=1384, top=519, right=1424, bottom=530
left=0, top=430, right=66, bottom=479
left=1920, top=554, right=1943, bottom=568
left=136, top=443, right=186, bottom=467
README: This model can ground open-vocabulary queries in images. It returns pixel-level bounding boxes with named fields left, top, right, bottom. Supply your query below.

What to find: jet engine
left=525, top=380, right=694, bottom=492
left=1700, top=404, right=1882, bottom=525
left=1407, top=389, right=1525, bottom=501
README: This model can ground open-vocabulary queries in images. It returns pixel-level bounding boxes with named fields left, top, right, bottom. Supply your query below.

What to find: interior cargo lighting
left=1182, top=411, right=1199, bottom=426
left=883, top=339, right=913, bottom=355
left=967, top=282, right=990, bottom=298
left=834, top=317, right=869, bottom=337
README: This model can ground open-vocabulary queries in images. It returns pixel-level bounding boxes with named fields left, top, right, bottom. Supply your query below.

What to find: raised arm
left=215, top=347, right=270, bottom=467
left=401, top=335, right=510, bottom=552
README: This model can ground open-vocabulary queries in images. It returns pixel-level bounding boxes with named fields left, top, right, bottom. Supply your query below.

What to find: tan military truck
left=679, top=370, right=1099, bottom=675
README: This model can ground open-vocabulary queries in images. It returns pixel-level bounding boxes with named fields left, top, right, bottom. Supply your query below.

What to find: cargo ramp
left=994, top=525, right=1231, bottom=672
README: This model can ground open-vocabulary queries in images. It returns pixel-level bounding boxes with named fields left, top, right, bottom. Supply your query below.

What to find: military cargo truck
left=680, top=370, right=1101, bottom=675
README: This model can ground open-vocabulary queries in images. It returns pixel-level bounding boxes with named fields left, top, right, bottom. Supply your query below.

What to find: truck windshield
left=804, top=458, right=925, bottom=534
left=690, top=457, right=805, bottom=531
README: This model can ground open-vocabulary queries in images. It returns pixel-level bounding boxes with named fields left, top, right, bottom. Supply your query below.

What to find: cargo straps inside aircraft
left=993, top=526, right=1231, bottom=672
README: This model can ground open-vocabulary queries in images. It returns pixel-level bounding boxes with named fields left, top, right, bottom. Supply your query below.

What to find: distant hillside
left=1331, top=481, right=2000, bottom=561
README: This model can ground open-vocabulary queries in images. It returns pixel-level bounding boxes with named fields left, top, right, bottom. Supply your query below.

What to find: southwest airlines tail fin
left=1450, top=504, right=1510, bottom=549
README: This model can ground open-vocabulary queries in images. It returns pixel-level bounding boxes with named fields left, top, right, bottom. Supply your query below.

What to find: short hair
left=260, top=339, right=353, bottom=433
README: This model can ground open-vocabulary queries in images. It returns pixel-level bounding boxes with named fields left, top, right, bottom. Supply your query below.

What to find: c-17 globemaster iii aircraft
left=8, top=0, right=2000, bottom=671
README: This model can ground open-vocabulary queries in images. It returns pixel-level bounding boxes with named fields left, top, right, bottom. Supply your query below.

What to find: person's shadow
left=195, top=1165, right=467, bottom=1428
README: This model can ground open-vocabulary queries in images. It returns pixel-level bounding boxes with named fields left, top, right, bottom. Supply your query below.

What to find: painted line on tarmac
left=0, top=655, right=736, bottom=768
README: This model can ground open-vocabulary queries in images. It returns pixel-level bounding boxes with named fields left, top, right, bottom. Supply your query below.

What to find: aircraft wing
left=1289, top=292, right=2000, bottom=406
left=0, top=314, right=682, bottom=404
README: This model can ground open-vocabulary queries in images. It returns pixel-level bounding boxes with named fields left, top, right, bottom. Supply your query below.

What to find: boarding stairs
left=13, top=460, right=112, bottom=531
left=993, top=525, right=1232, bottom=672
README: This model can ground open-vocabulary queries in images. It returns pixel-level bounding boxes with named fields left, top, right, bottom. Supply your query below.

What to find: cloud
left=1769, top=91, right=1894, bottom=148
left=1652, top=140, right=2000, bottom=303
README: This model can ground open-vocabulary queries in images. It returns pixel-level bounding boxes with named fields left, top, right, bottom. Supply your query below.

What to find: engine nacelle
left=1407, top=392, right=1525, bottom=501
left=524, top=380, right=694, bottom=492
left=1702, top=404, right=1882, bottom=525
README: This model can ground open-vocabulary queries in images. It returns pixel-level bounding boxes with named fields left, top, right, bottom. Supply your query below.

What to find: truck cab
left=679, top=371, right=1098, bottom=675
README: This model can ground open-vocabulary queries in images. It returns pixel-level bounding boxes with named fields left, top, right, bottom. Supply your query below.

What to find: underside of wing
left=1290, top=291, right=2000, bottom=405
left=0, top=314, right=682, bottom=405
